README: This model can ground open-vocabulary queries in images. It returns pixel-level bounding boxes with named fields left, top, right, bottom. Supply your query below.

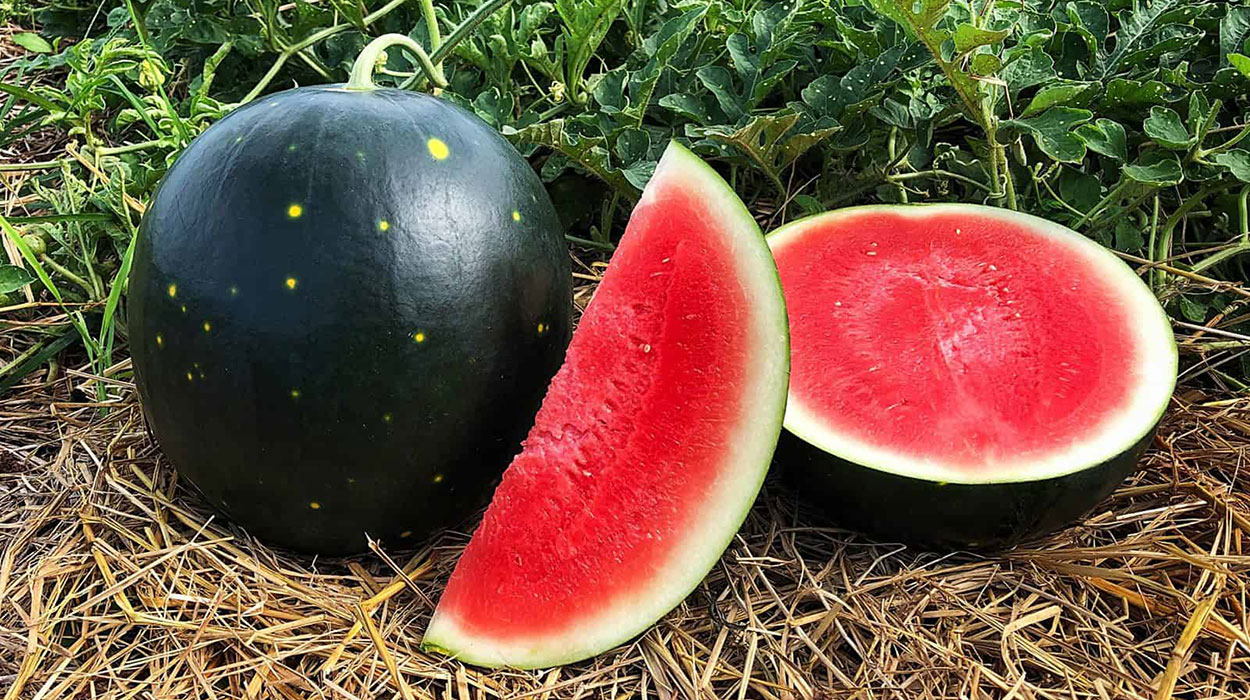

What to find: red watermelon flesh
left=769, top=205, right=1175, bottom=483
left=424, top=142, right=789, bottom=668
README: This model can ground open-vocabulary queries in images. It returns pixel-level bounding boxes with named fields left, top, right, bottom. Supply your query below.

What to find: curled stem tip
left=346, top=33, right=447, bottom=91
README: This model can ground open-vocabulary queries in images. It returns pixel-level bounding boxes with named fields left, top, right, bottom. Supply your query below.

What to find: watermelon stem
left=347, top=33, right=447, bottom=91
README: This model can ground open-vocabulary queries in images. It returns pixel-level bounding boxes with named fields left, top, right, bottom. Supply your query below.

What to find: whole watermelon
left=128, top=87, right=572, bottom=554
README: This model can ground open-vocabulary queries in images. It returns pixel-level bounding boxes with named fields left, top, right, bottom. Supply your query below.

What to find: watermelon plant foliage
left=1, top=0, right=1250, bottom=392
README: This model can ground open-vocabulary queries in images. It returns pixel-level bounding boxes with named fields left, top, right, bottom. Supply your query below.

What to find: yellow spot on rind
left=427, top=137, right=449, bottom=160
left=287, top=204, right=303, bottom=219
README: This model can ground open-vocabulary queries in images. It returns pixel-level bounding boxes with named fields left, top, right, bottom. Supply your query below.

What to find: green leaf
left=696, top=112, right=841, bottom=191
left=1187, top=91, right=1216, bottom=142
left=625, top=7, right=706, bottom=122
left=696, top=66, right=744, bottom=121
left=1178, top=296, right=1207, bottom=323
left=1000, top=107, right=1093, bottom=163
left=1230, top=53, right=1250, bottom=79
left=1095, top=0, right=1187, bottom=79
left=1143, top=106, right=1191, bottom=150
left=1221, top=6, right=1250, bottom=67
left=504, top=119, right=639, bottom=200
left=1021, top=82, right=1096, bottom=118
left=801, top=44, right=906, bottom=119
left=1114, top=220, right=1145, bottom=252
left=658, top=93, right=712, bottom=124
left=1075, top=119, right=1128, bottom=162
left=864, top=0, right=983, bottom=120
left=1123, top=151, right=1184, bottom=186
left=0, top=265, right=34, bottom=294
left=970, top=52, right=1003, bottom=75
left=953, top=23, right=1010, bottom=54
left=13, top=32, right=53, bottom=54
left=1211, top=150, right=1250, bottom=183
left=999, top=47, right=1056, bottom=94
left=1104, top=78, right=1178, bottom=108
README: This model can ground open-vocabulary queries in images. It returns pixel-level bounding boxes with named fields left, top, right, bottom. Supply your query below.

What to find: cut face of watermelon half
left=768, top=204, right=1176, bottom=549
left=423, top=141, right=789, bottom=668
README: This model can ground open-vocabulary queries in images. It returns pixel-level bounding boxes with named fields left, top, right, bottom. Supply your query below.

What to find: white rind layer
left=423, top=141, right=790, bottom=668
left=767, top=203, right=1177, bottom=485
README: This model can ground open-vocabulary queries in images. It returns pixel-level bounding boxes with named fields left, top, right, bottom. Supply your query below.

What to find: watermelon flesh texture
left=424, top=142, right=789, bottom=668
left=769, top=205, right=1176, bottom=548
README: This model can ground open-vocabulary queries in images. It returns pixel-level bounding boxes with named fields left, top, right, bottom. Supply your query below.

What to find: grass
left=2, top=0, right=1250, bottom=696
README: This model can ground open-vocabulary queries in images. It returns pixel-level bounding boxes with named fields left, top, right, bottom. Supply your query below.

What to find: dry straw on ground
left=2, top=264, right=1249, bottom=700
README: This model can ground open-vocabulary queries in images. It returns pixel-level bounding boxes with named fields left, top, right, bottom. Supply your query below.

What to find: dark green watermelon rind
left=129, top=87, right=572, bottom=555
left=776, top=424, right=1156, bottom=551
left=766, top=203, right=1177, bottom=550
left=421, top=140, right=790, bottom=669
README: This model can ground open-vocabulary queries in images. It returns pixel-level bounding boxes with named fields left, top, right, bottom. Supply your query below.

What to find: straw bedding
left=3, top=265, right=1249, bottom=699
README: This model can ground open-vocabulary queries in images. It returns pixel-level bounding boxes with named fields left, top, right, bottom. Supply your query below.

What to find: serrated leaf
left=1187, top=91, right=1215, bottom=140
left=1104, top=78, right=1179, bottom=108
left=999, top=47, right=1056, bottom=94
left=1143, top=106, right=1191, bottom=150
left=696, top=65, right=744, bottom=120
left=0, top=265, right=34, bottom=294
left=13, top=33, right=52, bottom=54
left=1221, top=7, right=1250, bottom=67
left=504, top=119, right=639, bottom=200
left=1022, top=82, right=1096, bottom=118
left=658, top=93, right=711, bottom=123
left=1211, top=150, right=1250, bottom=183
left=1123, top=151, right=1184, bottom=186
left=970, top=52, right=1003, bottom=75
left=1001, top=107, right=1093, bottom=163
left=953, top=23, right=1010, bottom=54
left=624, top=7, right=706, bottom=123
left=695, top=112, right=841, bottom=190
left=1179, top=296, right=1207, bottom=323
left=1075, top=119, right=1128, bottom=162
left=1066, top=1, right=1110, bottom=46
left=1096, top=0, right=1187, bottom=79
left=864, top=0, right=984, bottom=119
left=1114, top=220, right=1146, bottom=252
left=802, top=44, right=905, bottom=119
left=1230, top=53, right=1250, bottom=79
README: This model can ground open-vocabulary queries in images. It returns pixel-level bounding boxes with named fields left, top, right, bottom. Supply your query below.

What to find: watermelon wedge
left=423, top=142, right=789, bottom=668
left=768, top=204, right=1176, bottom=549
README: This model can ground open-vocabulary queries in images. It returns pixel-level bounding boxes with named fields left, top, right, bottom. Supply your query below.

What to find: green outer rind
left=766, top=203, right=1177, bottom=550
left=129, top=86, right=572, bottom=555
left=776, top=424, right=1156, bottom=551
left=421, top=140, right=790, bottom=668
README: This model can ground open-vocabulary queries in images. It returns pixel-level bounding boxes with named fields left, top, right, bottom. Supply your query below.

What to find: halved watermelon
left=423, top=142, right=789, bottom=667
left=768, top=204, right=1176, bottom=550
